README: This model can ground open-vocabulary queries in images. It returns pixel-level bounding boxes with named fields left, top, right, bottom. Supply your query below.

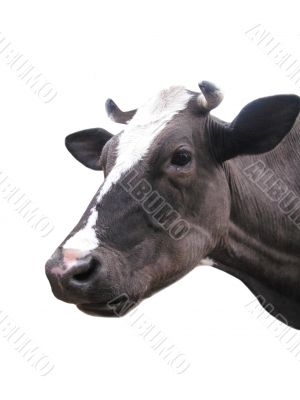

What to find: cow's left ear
left=213, top=95, right=300, bottom=162
left=65, top=128, right=113, bottom=170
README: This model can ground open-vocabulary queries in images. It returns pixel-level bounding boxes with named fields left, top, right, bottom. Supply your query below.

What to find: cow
left=45, top=81, right=300, bottom=329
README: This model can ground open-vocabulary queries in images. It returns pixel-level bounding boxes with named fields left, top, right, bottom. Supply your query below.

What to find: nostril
left=71, top=256, right=99, bottom=283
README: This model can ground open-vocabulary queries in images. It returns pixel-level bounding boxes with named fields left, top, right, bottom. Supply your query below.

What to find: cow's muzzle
left=45, top=248, right=127, bottom=316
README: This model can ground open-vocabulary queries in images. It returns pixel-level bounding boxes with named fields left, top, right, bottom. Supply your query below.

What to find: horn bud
left=197, top=81, right=224, bottom=112
left=105, top=99, right=136, bottom=124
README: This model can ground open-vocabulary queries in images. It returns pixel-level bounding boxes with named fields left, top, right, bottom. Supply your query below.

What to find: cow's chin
left=77, top=304, right=119, bottom=317
left=76, top=296, right=139, bottom=318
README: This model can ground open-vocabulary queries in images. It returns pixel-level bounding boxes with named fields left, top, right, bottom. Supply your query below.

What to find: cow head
left=45, top=81, right=300, bottom=316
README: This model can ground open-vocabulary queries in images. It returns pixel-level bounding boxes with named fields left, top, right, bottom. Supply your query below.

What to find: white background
left=0, top=0, right=300, bottom=398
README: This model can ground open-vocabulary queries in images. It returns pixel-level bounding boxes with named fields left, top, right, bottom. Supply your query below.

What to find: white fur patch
left=200, top=258, right=214, bottom=266
left=63, top=206, right=98, bottom=251
left=64, top=86, right=192, bottom=251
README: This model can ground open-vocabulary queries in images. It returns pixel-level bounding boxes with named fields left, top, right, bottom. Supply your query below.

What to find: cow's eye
left=171, top=150, right=192, bottom=166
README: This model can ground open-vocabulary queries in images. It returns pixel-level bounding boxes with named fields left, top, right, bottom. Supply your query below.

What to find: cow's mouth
left=77, top=297, right=137, bottom=317
left=77, top=303, right=118, bottom=317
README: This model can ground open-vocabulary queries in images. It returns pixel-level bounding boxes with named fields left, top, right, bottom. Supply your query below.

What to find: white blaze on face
left=63, top=206, right=99, bottom=251
left=63, top=86, right=193, bottom=252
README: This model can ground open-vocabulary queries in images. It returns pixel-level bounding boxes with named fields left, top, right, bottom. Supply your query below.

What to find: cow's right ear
left=65, top=128, right=113, bottom=170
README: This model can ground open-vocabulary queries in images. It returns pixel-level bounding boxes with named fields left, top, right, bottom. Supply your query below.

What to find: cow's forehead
left=63, top=86, right=193, bottom=252
left=99, top=86, right=193, bottom=203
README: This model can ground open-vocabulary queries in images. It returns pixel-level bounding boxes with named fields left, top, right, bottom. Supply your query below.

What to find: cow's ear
left=214, top=95, right=300, bottom=162
left=65, top=128, right=113, bottom=170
